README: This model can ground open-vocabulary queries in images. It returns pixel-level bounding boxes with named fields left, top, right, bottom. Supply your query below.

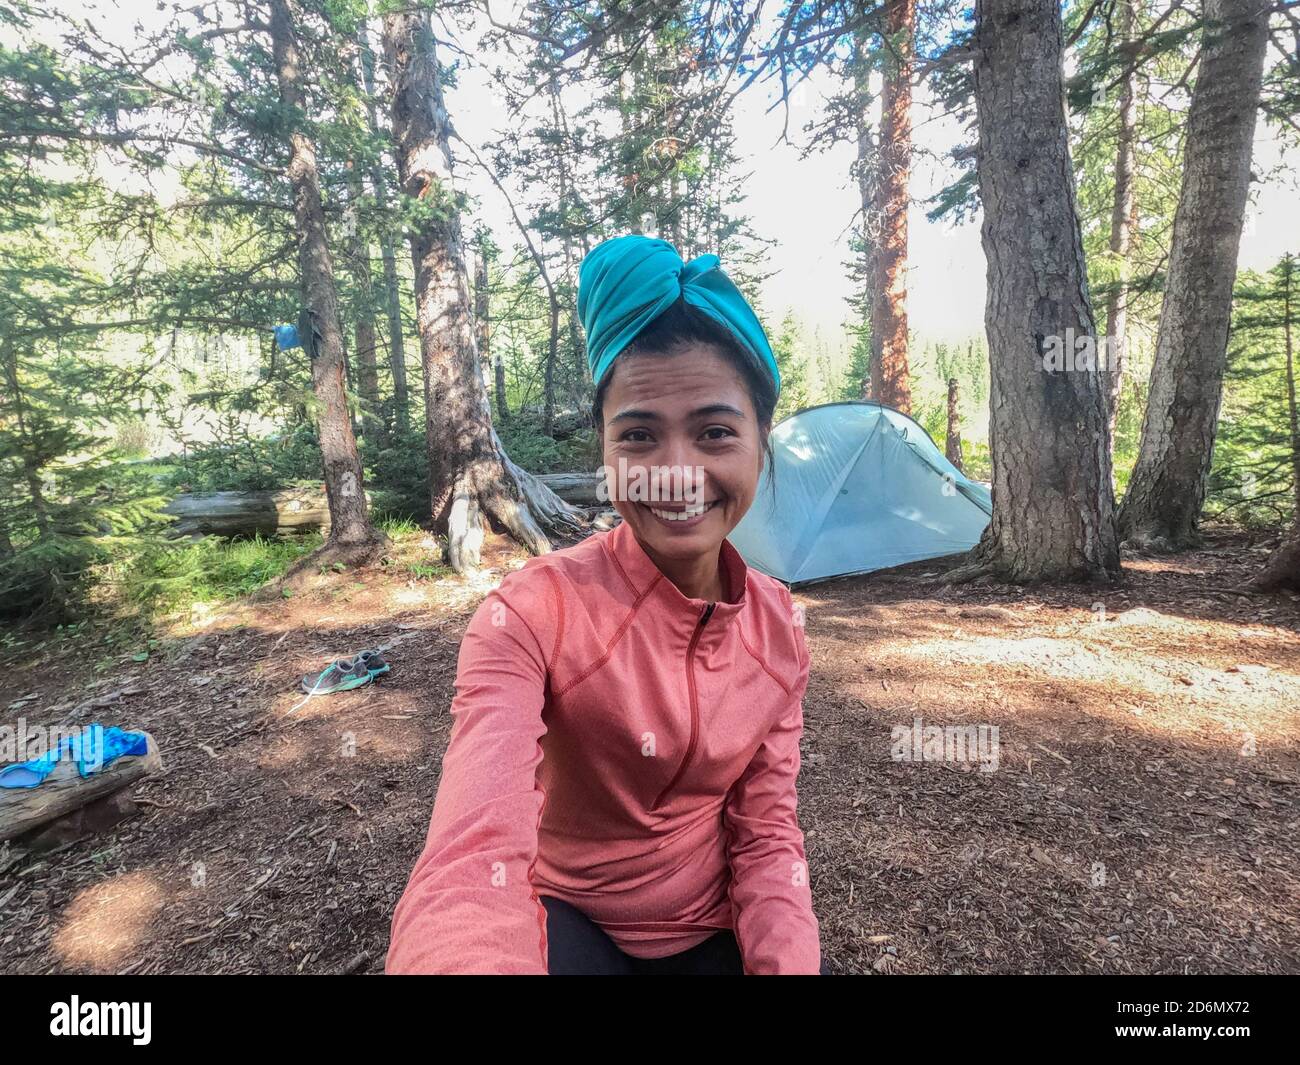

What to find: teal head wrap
left=577, top=235, right=780, bottom=395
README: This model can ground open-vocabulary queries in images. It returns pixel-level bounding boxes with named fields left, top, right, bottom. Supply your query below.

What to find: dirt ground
left=1, top=528, right=1298, bottom=974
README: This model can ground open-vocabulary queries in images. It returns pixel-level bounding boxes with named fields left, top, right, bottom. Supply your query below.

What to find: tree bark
left=964, top=0, right=1119, bottom=584
left=268, top=0, right=384, bottom=562
left=1250, top=527, right=1300, bottom=592
left=1118, top=0, right=1270, bottom=548
left=869, top=0, right=914, bottom=414
left=945, top=377, right=964, bottom=472
left=382, top=9, right=582, bottom=573
left=1103, top=0, right=1138, bottom=440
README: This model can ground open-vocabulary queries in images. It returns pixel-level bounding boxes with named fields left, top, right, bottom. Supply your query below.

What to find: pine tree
left=773, top=311, right=811, bottom=422
left=0, top=4, right=168, bottom=620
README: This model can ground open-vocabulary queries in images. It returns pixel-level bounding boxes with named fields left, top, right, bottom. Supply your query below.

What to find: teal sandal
left=360, top=649, right=390, bottom=679
left=300, top=649, right=390, bottom=695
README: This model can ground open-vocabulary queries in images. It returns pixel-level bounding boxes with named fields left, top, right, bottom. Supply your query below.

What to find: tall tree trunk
left=852, top=22, right=877, bottom=400
left=268, top=0, right=383, bottom=560
left=1253, top=255, right=1300, bottom=592
left=466, top=130, right=560, bottom=435
left=870, top=0, right=914, bottom=414
left=542, top=295, right=559, bottom=437
left=945, top=377, right=964, bottom=472
left=382, top=9, right=581, bottom=573
left=475, top=234, right=508, bottom=424
left=1103, top=0, right=1138, bottom=441
left=356, top=25, right=410, bottom=436
left=618, top=47, right=642, bottom=233
left=1250, top=528, right=1300, bottom=591
left=1284, top=256, right=1300, bottom=516
left=345, top=173, right=383, bottom=444
left=964, top=0, right=1119, bottom=583
left=548, top=83, right=589, bottom=416
left=1118, top=0, right=1270, bottom=548
left=336, top=335, right=360, bottom=441
left=377, top=232, right=409, bottom=435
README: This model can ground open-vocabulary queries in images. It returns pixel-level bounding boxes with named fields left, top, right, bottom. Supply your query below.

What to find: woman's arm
left=722, top=607, right=821, bottom=974
left=386, top=578, right=553, bottom=974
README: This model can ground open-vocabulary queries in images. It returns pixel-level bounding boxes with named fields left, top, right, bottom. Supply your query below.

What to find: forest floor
left=1, top=527, right=1298, bottom=975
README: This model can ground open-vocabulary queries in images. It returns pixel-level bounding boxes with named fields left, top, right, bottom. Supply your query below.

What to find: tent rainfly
left=729, top=402, right=992, bottom=586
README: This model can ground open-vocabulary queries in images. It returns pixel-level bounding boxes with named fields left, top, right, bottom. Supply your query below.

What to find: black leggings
left=541, top=894, right=745, bottom=974
left=541, top=894, right=831, bottom=975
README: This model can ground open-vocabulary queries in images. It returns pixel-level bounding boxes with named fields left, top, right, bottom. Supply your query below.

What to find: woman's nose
left=650, top=447, right=707, bottom=501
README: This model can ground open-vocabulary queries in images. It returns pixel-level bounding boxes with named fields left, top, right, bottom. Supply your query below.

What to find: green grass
left=118, top=533, right=323, bottom=617
left=376, top=513, right=421, bottom=536
left=405, top=560, right=451, bottom=582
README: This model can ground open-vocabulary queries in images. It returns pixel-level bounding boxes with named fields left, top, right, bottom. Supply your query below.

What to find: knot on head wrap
left=576, top=235, right=780, bottom=395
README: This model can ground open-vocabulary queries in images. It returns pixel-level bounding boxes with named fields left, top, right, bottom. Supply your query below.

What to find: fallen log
left=0, top=730, right=163, bottom=843
left=163, top=487, right=335, bottom=539
left=164, top=473, right=604, bottom=538
left=534, top=471, right=603, bottom=506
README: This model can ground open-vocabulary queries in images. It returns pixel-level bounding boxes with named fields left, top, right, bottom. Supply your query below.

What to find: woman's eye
left=701, top=426, right=736, bottom=441
left=620, top=429, right=653, bottom=443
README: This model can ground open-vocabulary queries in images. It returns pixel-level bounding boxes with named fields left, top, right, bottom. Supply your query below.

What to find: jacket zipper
left=652, top=601, right=716, bottom=811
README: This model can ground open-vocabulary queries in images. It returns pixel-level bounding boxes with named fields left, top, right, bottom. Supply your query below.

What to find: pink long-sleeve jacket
left=385, top=517, right=821, bottom=974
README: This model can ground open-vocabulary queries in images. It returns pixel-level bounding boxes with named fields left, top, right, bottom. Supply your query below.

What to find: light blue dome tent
left=729, top=402, right=993, bottom=586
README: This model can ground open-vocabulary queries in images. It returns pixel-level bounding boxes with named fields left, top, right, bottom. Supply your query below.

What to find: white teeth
left=649, top=501, right=714, bottom=522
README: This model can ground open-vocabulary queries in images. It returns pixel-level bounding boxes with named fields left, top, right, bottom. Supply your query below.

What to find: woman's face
left=599, top=344, right=766, bottom=571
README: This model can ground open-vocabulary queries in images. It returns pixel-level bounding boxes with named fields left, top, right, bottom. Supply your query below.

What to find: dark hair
left=593, top=299, right=778, bottom=493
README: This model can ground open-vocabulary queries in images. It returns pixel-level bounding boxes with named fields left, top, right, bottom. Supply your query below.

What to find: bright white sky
left=15, top=0, right=1300, bottom=351
left=449, top=16, right=990, bottom=346
left=450, top=7, right=1299, bottom=348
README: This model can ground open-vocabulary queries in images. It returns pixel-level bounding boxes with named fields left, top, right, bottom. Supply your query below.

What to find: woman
left=386, top=235, right=823, bottom=975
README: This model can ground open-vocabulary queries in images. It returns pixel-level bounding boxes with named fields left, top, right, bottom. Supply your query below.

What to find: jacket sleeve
left=722, top=600, right=821, bottom=974
left=386, top=576, right=553, bottom=974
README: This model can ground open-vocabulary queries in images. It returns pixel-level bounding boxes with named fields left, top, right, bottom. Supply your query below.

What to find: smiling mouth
left=644, top=500, right=720, bottom=523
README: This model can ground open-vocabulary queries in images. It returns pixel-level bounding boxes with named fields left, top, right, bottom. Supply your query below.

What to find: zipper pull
left=700, top=602, right=716, bottom=627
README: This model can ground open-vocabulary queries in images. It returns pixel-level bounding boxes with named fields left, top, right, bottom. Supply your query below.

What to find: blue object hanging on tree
left=274, top=323, right=301, bottom=351
left=274, top=310, right=322, bottom=358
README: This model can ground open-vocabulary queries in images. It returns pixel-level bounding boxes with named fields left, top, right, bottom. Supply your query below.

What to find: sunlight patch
left=52, top=871, right=167, bottom=973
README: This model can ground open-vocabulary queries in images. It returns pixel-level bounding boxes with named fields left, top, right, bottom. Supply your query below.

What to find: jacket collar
left=603, top=518, right=749, bottom=629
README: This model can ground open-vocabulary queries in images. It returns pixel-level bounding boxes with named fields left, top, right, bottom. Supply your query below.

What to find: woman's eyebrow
left=609, top=403, right=744, bottom=423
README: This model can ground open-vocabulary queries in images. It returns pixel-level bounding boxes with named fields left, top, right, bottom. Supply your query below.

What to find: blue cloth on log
left=0, top=725, right=149, bottom=789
